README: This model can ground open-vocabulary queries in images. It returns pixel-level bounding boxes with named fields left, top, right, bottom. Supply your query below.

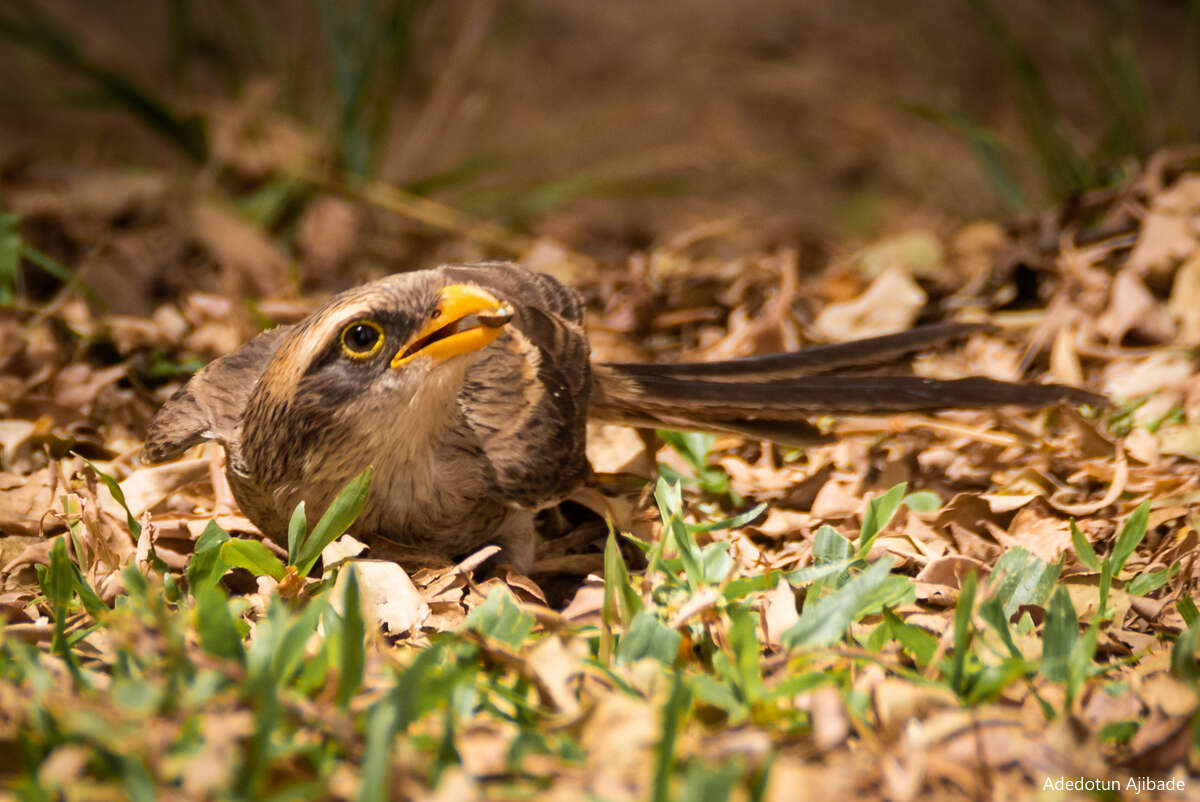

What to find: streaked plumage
left=145, top=262, right=1104, bottom=569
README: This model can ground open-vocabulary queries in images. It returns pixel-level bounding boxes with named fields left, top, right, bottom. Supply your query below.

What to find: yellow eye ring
left=340, top=320, right=385, bottom=359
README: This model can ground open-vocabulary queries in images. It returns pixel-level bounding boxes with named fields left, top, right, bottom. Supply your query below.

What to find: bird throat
left=240, top=356, right=477, bottom=543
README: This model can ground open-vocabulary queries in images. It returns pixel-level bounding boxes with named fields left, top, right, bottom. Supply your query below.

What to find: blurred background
left=1, top=0, right=1198, bottom=313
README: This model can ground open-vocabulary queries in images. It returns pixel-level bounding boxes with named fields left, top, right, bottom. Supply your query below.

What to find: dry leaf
left=762, top=578, right=798, bottom=648
left=851, top=231, right=946, bottom=281
left=190, top=200, right=291, bottom=297
left=331, top=559, right=430, bottom=635
left=1168, top=251, right=1200, bottom=344
left=1127, top=174, right=1200, bottom=277
left=1096, top=271, right=1174, bottom=344
left=585, top=423, right=650, bottom=474
left=0, top=469, right=57, bottom=536
left=525, top=635, right=585, bottom=716
left=812, top=266, right=926, bottom=341
left=810, top=687, right=850, bottom=750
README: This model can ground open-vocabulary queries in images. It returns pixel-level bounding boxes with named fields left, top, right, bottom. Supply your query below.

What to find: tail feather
left=605, top=322, right=986, bottom=382
left=589, top=363, right=1106, bottom=447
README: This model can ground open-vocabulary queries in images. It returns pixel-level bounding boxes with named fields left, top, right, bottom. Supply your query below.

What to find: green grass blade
left=881, top=608, right=938, bottom=668
left=1127, top=563, right=1179, bottom=597
left=269, top=596, right=328, bottom=685
left=700, top=542, right=734, bottom=585
left=44, top=536, right=74, bottom=609
left=681, top=760, right=739, bottom=802
left=689, top=503, right=767, bottom=534
left=465, top=587, right=534, bottom=649
left=965, top=657, right=1034, bottom=706
left=187, top=521, right=231, bottom=595
left=357, top=643, right=445, bottom=801
left=1110, top=502, right=1150, bottom=575
left=657, top=430, right=715, bottom=474
left=617, top=609, right=681, bottom=666
left=692, top=673, right=748, bottom=720
left=603, top=526, right=642, bottom=628
left=1066, top=622, right=1099, bottom=704
left=82, top=458, right=140, bottom=538
left=22, top=244, right=101, bottom=307
left=1040, top=586, right=1078, bottom=683
left=782, top=557, right=895, bottom=649
left=1171, top=610, right=1200, bottom=683
left=903, top=103, right=1026, bottom=212
left=68, top=561, right=108, bottom=620
left=0, top=2, right=206, bottom=160
left=286, top=501, right=307, bottom=566
left=966, top=0, right=1094, bottom=199
left=725, top=604, right=762, bottom=703
left=194, top=586, right=246, bottom=664
left=723, top=570, right=781, bottom=601
left=902, top=490, right=942, bottom=512
left=783, top=560, right=852, bottom=588
left=651, top=671, right=688, bottom=802
left=813, top=525, right=853, bottom=566
left=219, top=539, right=287, bottom=581
left=950, top=571, right=978, bottom=696
left=294, top=467, right=373, bottom=574
left=336, top=566, right=366, bottom=706
left=1070, top=520, right=1101, bottom=572
left=356, top=695, right=400, bottom=802
left=979, top=596, right=1023, bottom=660
left=1179, top=595, right=1199, bottom=626
left=987, top=547, right=1060, bottom=619
left=1098, top=560, right=1114, bottom=621
left=0, top=212, right=20, bottom=305
left=857, top=483, right=906, bottom=557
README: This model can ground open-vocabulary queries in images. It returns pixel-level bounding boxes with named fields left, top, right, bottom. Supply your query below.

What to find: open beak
left=391, top=284, right=513, bottom=369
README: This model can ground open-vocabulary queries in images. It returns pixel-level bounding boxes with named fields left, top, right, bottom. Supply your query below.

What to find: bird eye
left=340, top=320, right=384, bottom=359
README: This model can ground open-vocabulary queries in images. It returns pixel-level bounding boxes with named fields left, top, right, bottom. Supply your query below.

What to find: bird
left=144, top=262, right=1105, bottom=570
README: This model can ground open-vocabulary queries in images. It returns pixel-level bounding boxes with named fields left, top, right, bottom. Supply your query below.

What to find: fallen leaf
left=581, top=694, right=657, bottom=801
left=50, top=364, right=128, bottom=410
left=560, top=580, right=604, bottom=621
left=112, top=459, right=211, bottom=519
left=1167, top=251, right=1200, bottom=344
left=915, top=555, right=990, bottom=589
left=987, top=506, right=1072, bottom=563
left=586, top=423, right=650, bottom=474
left=762, top=578, right=798, bottom=648
left=810, top=686, right=850, bottom=750
left=0, top=468, right=57, bottom=535
left=812, top=266, right=926, bottom=341
left=296, top=195, right=361, bottom=277
left=1127, top=174, right=1200, bottom=277
left=331, top=559, right=430, bottom=636
left=190, top=200, right=290, bottom=297
left=525, top=634, right=585, bottom=716
left=1096, top=271, right=1174, bottom=345
left=852, top=230, right=947, bottom=281
left=810, top=475, right=862, bottom=519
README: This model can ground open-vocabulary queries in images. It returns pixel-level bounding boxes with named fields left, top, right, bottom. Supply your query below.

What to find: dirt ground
left=3, top=0, right=1196, bottom=292
left=3, top=3, right=1200, bottom=799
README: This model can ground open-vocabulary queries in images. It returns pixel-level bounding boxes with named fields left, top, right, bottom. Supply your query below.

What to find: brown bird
left=144, top=262, right=1104, bottom=569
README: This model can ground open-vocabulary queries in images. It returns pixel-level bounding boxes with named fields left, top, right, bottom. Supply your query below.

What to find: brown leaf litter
left=3, top=149, right=1200, bottom=797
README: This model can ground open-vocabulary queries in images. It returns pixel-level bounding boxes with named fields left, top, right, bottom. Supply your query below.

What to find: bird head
left=238, top=272, right=515, bottom=482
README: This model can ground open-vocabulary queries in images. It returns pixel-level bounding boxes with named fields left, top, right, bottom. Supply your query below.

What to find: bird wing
left=143, top=325, right=291, bottom=463
left=446, top=265, right=594, bottom=509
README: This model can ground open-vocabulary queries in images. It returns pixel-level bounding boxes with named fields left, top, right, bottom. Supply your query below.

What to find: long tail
left=587, top=324, right=1105, bottom=446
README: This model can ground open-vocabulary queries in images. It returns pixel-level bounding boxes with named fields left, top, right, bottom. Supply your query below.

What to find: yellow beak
left=391, top=284, right=513, bottom=369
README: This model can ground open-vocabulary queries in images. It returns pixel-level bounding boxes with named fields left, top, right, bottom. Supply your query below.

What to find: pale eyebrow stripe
left=253, top=278, right=440, bottom=394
